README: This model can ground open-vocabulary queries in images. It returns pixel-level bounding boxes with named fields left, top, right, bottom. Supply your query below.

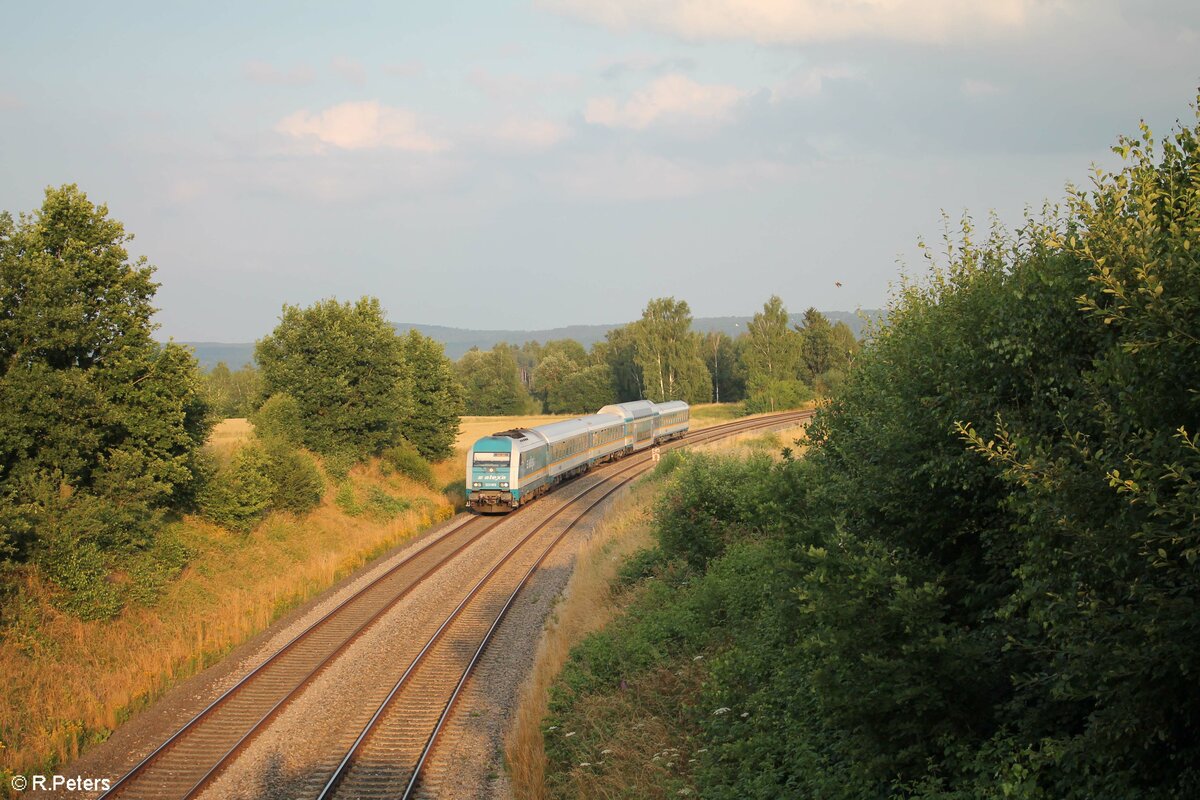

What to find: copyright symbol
left=11, top=774, right=27, bottom=791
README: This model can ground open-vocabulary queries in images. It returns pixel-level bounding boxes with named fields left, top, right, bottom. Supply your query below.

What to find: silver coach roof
left=654, top=400, right=689, bottom=414
left=524, top=414, right=620, bottom=444
left=597, top=400, right=659, bottom=422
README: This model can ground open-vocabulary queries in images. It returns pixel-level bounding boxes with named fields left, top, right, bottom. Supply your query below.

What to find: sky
left=2, top=1, right=1198, bottom=342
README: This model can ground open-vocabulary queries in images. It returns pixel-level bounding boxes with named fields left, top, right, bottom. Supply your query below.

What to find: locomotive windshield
left=473, top=452, right=511, bottom=466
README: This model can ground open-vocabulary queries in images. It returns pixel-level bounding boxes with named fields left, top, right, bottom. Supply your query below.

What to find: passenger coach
left=465, top=400, right=690, bottom=512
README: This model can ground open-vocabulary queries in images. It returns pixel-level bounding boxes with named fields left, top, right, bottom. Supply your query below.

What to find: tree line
left=449, top=295, right=859, bottom=416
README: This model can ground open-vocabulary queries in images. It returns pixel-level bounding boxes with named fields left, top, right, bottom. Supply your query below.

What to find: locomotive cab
left=466, top=437, right=518, bottom=511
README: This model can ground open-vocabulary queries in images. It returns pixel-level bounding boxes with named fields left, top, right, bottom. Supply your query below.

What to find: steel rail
left=317, top=410, right=813, bottom=799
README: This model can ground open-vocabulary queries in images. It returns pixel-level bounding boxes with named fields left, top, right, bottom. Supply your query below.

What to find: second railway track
left=99, top=410, right=812, bottom=800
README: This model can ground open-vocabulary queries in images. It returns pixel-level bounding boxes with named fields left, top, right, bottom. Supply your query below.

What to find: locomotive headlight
left=500, top=482, right=509, bottom=488
left=472, top=481, right=482, bottom=488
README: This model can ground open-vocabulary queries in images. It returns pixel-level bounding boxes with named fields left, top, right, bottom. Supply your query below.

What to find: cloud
left=384, top=60, right=425, bottom=78
left=331, top=56, right=367, bottom=85
left=276, top=101, right=449, bottom=152
left=770, top=65, right=859, bottom=102
left=468, top=69, right=581, bottom=100
left=585, top=74, right=745, bottom=130
left=540, top=0, right=1037, bottom=44
left=489, top=118, right=571, bottom=150
left=597, top=54, right=697, bottom=80
left=243, top=60, right=316, bottom=86
left=961, top=78, right=1004, bottom=97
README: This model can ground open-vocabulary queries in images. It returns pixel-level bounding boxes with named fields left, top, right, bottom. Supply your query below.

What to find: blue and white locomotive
left=465, top=400, right=690, bottom=512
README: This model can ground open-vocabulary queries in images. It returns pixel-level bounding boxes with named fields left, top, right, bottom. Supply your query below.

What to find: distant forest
left=182, top=309, right=877, bottom=369
left=205, top=296, right=861, bottom=420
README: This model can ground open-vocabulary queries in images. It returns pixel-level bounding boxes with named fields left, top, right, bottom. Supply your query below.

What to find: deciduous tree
left=398, top=330, right=462, bottom=460
left=255, top=297, right=412, bottom=458
left=0, top=184, right=210, bottom=601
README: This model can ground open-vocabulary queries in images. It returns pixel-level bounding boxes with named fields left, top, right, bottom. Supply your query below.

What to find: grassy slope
left=0, top=425, right=460, bottom=780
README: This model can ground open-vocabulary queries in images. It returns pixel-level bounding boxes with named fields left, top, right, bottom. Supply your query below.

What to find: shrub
left=334, top=482, right=361, bottom=516
left=197, top=444, right=276, bottom=532
left=441, top=478, right=466, bottom=511
left=743, top=379, right=812, bottom=415
left=654, top=453, right=778, bottom=569
left=123, top=526, right=192, bottom=606
left=363, top=486, right=410, bottom=520
left=251, top=392, right=303, bottom=446
left=380, top=441, right=435, bottom=487
left=264, top=443, right=324, bottom=515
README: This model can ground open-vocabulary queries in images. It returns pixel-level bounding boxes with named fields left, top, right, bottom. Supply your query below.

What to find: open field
left=207, top=417, right=254, bottom=456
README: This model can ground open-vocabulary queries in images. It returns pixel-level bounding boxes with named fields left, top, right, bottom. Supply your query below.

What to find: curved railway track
left=99, top=410, right=812, bottom=800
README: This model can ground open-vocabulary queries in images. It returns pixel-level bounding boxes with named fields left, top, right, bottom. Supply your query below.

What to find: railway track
left=99, top=410, right=812, bottom=800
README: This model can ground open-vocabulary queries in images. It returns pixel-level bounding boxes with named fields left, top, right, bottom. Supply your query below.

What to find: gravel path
left=418, top=496, right=612, bottom=800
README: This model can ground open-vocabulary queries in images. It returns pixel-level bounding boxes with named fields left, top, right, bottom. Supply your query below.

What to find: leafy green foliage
left=263, top=443, right=324, bottom=515
left=0, top=185, right=211, bottom=613
left=251, top=392, right=304, bottom=446
left=196, top=444, right=276, bottom=532
left=550, top=363, right=617, bottom=413
left=380, top=441, right=435, bottom=487
left=743, top=295, right=802, bottom=388
left=202, top=361, right=260, bottom=418
left=455, top=344, right=538, bottom=414
left=743, top=378, right=812, bottom=414
left=601, top=324, right=644, bottom=402
left=702, top=330, right=746, bottom=403
left=255, top=297, right=413, bottom=458
left=633, top=297, right=711, bottom=404
left=654, top=453, right=779, bottom=569
left=333, top=482, right=410, bottom=520
left=545, top=108, right=1200, bottom=799
left=398, top=330, right=462, bottom=460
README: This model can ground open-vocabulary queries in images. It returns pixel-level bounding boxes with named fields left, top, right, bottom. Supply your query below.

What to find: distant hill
left=181, top=310, right=881, bottom=370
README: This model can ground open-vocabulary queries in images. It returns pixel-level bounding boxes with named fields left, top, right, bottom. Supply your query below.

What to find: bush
left=264, top=443, right=324, bottom=515
left=441, top=478, right=466, bottom=511
left=334, top=482, right=361, bottom=516
left=123, top=526, right=192, bottom=606
left=251, top=392, right=303, bottom=446
left=380, top=441, right=435, bottom=488
left=363, top=486, right=410, bottom=520
left=654, top=453, right=778, bottom=569
left=743, top=378, right=811, bottom=414
left=197, top=444, right=276, bottom=532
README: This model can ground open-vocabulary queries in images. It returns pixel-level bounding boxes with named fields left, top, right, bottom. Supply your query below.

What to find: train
left=465, top=400, right=690, bottom=512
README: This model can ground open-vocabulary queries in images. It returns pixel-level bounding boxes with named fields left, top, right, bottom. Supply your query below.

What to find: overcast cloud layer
left=2, top=1, right=1198, bottom=341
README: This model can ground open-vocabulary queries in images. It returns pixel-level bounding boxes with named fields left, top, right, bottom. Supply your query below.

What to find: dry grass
left=207, top=417, right=254, bottom=456
left=506, top=482, right=659, bottom=800
left=692, top=420, right=812, bottom=460
left=0, top=448, right=454, bottom=778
